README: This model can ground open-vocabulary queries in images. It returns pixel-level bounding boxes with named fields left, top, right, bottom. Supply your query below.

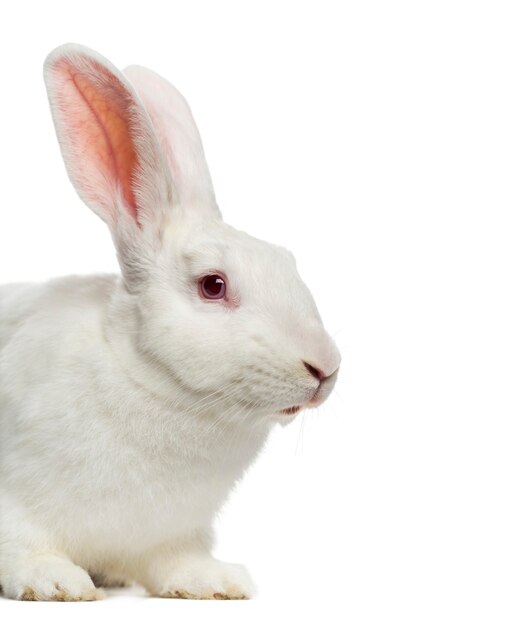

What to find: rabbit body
left=0, top=275, right=266, bottom=598
left=0, top=44, right=340, bottom=600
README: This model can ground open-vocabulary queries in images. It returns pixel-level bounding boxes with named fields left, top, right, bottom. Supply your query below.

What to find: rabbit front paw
left=3, top=555, right=104, bottom=601
left=149, top=555, right=255, bottom=600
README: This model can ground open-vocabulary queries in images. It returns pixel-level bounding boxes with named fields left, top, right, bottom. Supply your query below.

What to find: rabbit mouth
left=280, top=405, right=301, bottom=416
left=279, top=385, right=329, bottom=415
left=279, top=368, right=339, bottom=416
left=280, top=393, right=322, bottom=416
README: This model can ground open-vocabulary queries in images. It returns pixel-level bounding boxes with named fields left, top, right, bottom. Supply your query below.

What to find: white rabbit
left=0, top=44, right=340, bottom=601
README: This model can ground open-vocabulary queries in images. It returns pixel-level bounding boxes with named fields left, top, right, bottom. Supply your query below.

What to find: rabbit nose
left=303, top=361, right=327, bottom=382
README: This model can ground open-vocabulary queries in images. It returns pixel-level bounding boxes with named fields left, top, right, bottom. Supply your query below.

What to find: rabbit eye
left=199, top=274, right=226, bottom=300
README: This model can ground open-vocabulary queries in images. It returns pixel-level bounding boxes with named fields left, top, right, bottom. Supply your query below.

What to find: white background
left=1, top=1, right=517, bottom=624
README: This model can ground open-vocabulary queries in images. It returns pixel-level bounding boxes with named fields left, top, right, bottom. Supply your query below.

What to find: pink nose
left=303, top=361, right=326, bottom=381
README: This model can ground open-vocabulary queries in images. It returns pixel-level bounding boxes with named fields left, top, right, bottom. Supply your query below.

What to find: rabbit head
left=43, top=44, right=340, bottom=424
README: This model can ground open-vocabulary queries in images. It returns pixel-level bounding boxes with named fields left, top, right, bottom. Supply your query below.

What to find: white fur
left=0, top=44, right=340, bottom=601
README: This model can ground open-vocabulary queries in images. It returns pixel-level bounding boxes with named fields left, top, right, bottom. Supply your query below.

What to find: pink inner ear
left=56, top=58, right=139, bottom=220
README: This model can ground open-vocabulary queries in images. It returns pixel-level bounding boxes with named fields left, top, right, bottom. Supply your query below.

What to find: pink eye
left=199, top=274, right=226, bottom=300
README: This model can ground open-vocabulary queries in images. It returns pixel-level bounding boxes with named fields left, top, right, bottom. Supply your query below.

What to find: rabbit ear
left=124, top=65, right=221, bottom=219
left=44, top=44, right=174, bottom=231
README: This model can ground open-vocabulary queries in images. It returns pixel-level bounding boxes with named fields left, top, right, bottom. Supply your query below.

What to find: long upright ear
left=123, top=65, right=220, bottom=219
left=44, top=44, right=174, bottom=233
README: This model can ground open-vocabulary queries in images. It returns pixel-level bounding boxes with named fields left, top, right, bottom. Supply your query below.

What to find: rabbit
left=0, top=43, right=341, bottom=601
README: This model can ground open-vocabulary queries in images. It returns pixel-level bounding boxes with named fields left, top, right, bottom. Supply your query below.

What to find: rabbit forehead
left=169, top=219, right=302, bottom=283
left=162, top=217, right=285, bottom=266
